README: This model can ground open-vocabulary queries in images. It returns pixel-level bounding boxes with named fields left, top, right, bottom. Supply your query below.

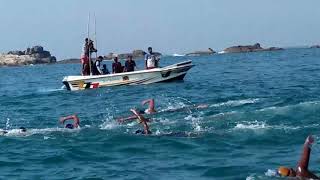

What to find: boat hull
left=62, top=61, right=194, bottom=91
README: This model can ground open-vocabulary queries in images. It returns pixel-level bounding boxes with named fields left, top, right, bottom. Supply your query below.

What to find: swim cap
left=65, top=124, right=74, bottom=129
left=135, top=130, right=144, bottom=134
left=278, top=167, right=295, bottom=177
left=19, top=127, right=26, bottom=132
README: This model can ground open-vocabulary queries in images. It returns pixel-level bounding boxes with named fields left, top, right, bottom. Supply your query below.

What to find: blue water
left=1, top=48, right=320, bottom=179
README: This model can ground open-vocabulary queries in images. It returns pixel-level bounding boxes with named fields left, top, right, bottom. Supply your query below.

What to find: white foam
left=1, top=127, right=80, bottom=137
left=172, top=53, right=185, bottom=57
left=184, top=115, right=203, bottom=132
left=233, top=121, right=302, bottom=131
left=210, top=98, right=259, bottom=108
left=265, top=169, right=277, bottom=177
left=99, top=121, right=119, bottom=130
left=258, top=100, right=320, bottom=112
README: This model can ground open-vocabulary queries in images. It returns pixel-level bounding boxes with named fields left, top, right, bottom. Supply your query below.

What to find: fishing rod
left=94, top=13, right=98, bottom=62
left=87, top=13, right=92, bottom=76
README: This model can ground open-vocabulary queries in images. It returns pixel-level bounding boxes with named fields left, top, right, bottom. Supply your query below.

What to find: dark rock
left=1, top=46, right=56, bottom=66
left=311, top=45, right=320, bottom=48
left=132, top=50, right=146, bottom=57
left=223, top=43, right=283, bottom=53
left=7, top=50, right=25, bottom=56
left=186, top=48, right=216, bottom=56
left=104, top=50, right=161, bottom=60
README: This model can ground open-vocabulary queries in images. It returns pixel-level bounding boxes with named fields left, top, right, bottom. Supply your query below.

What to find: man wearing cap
left=277, top=135, right=319, bottom=179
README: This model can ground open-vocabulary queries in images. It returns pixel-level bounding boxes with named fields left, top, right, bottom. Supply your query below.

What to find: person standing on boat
left=81, top=38, right=97, bottom=75
left=81, top=38, right=90, bottom=75
left=145, top=47, right=160, bottom=69
left=92, top=56, right=104, bottom=75
left=124, top=55, right=137, bottom=72
left=112, top=55, right=123, bottom=73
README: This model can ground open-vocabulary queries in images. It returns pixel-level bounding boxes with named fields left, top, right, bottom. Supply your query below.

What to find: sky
left=0, top=0, right=319, bottom=59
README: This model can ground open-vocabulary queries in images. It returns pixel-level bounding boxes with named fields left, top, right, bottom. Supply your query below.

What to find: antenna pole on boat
left=87, top=13, right=92, bottom=76
left=94, top=13, right=98, bottom=63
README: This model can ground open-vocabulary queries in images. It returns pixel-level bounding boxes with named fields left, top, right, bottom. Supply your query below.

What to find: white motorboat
left=62, top=60, right=194, bottom=91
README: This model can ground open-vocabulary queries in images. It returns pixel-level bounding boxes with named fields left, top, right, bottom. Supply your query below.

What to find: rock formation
left=223, top=43, right=283, bottom=53
left=104, top=50, right=161, bottom=60
left=186, top=48, right=216, bottom=56
left=0, top=46, right=56, bottom=66
left=310, top=45, right=320, bottom=48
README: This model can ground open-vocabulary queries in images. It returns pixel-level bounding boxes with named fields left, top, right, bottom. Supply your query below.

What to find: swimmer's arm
left=59, top=115, right=80, bottom=127
left=297, top=136, right=313, bottom=173
left=142, top=99, right=156, bottom=112
left=117, top=115, right=138, bottom=123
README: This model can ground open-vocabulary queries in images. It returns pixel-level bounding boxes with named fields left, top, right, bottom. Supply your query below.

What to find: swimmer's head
left=19, top=127, right=26, bottom=132
left=65, top=124, right=74, bottom=129
left=278, top=166, right=296, bottom=177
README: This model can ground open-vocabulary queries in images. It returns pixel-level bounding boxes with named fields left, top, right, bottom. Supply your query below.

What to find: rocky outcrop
left=104, top=50, right=161, bottom=60
left=0, top=46, right=56, bottom=66
left=223, top=43, right=283, bottom=53
left=311, top=45, right=320, bottom=48
left=186, top=48, right=216, bottom=56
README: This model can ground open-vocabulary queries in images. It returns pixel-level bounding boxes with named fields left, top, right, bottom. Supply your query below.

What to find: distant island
left=58, top=49, right=162, bottom=64
left=185, top=48, right=216, bottom=56
left=1, top=42, right=319, bottom=67
left=0, top=46, right=56, bottom=66
left=310, top=45, right=320, bottom=48
left=222, top=43, right=283, bottom=54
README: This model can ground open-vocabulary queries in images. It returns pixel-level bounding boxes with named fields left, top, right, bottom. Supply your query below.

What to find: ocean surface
left=1, top=48, right=320, bottom=179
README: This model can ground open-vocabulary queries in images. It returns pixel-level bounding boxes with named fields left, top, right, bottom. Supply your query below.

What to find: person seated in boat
left=102, top=64, right=110, bottom=74
left=92, top=56, right=104, bottom=75
left=277, top=135, right=319, bottom=179
left=124, top=55, right=137, bottom=72
left=112, top=55, right=123, bottom=74
left=117, top=99, right=208, bottom=123
left=59, top=114, right=80, bottom=129
left=145, top=47, right=160, bottom=69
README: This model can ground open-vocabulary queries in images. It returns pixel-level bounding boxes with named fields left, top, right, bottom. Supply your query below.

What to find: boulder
left=0, top=46, right=56, bottom=66
left=186, top=48, right=216, bottom=56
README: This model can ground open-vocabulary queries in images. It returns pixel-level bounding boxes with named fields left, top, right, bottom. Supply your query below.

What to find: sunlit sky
left=0, top=0, right=319, bottom=59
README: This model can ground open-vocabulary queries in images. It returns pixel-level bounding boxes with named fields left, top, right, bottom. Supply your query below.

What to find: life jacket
left=92, top=60, right=101, bottom=75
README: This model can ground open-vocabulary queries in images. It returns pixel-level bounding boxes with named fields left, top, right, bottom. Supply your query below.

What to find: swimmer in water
left=128, top=109, right=198, bottom=137
left=277, top=135, right=319, bottom=179
left=117, top=98, right=208, bottom=123
left=0, top=127, right=26, bottom=136
left=130, top=109, right=152, bottom=135
left=59, top=115, right=80, bottom=129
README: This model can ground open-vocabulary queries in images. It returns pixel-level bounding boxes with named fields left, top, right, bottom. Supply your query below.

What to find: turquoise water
left=1, top=48, right=320, bottom=179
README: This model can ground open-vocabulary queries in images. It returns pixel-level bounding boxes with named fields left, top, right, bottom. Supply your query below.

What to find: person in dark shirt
left=112, top=56, right=123, bottom=73
left=102, top=64, right=110, bottom=74
left=124, top=55, right=136, bottom=72
left=92, top=56, right=103, bottom=75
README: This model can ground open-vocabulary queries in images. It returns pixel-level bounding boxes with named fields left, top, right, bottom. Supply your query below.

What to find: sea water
left=0, top=48, right=320, bottom=179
